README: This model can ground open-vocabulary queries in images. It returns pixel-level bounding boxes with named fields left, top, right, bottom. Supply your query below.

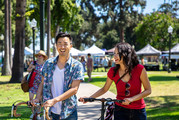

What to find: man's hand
left=31, top=98, right=40, bottom=106
left=43, top=99, right=57, bottom=108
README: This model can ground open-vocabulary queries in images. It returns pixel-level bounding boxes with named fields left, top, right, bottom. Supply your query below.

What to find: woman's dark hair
left=55, top=32, right=72, bottom=44
left=113, top=42, right=139, bottom=77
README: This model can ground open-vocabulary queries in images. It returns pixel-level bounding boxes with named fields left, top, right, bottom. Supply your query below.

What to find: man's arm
left=43, top=80, right=81, bottom=107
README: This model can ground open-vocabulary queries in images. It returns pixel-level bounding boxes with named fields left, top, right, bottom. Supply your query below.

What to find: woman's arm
left=90, top=77, right=113, bottom=98
left=123, top=68, right=151, bottom=105
left=79, top=77, right=113, bottom=103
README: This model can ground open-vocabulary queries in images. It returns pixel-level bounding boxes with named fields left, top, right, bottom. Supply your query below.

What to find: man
left=86, top=53, right=93, bottom=82
left=32, top=32, right=84, bottom=120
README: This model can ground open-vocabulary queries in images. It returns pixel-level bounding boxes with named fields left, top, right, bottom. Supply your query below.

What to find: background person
left=27, top=50, right=48, bottom=119
left=79, top=42, right=151, bottom=120
left=103, top=56, right=109, bottom=72
left=80, top=56, right=86, bottom=72
left=32, top=32, right=84, bottom=120
left=86, top=53, right=93, bottom=82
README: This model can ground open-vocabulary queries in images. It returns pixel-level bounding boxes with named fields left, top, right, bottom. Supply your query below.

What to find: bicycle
left=11, top=101, right=52, bottom=120
left=80, top=98, right=124, bottom=120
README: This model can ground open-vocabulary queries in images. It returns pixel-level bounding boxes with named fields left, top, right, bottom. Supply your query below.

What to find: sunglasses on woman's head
left=125, top=83, right=130, bottom=96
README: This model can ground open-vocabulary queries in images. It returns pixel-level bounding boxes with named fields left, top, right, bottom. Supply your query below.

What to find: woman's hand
left=27, top=64, right=35, bottom=72
left=122, top=98, right=133, bottom=105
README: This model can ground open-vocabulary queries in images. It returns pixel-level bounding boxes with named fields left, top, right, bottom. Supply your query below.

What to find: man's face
left=56, top=37, right=72, bottom=57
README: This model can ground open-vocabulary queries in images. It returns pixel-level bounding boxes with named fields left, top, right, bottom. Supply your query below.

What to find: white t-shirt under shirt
left=51, top=65, right=65, bottom=114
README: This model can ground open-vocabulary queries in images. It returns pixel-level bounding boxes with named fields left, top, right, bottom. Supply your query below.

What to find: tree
left=93, top=0, right=146, bottom=42
left=159, top=0, right=179, bottom=18
left=2, top=0, right=11, bottom=75
left=71, top=0, right=101, bottom=49
left=10, top=0, right=26, bottom=83
left=134, top=12, right=179, bottom=51
left=29, top=0, right=83, bottom=55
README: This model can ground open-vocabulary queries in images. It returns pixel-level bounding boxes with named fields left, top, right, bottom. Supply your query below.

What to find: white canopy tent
left=0, top=47, right=33, bottom=56
left=25, top=47, right=33, bottom=55
left=136, top=44, right=161, bottom=56
left=78, top=44, right=105, bottom=56
left=70, top=47, right=82, bottom=56
left=162, top=43, right=179, bottom=54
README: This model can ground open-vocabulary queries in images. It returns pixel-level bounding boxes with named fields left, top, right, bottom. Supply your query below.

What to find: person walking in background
left=87, top=53, right=93, bottom=82
left=31, top=32, right=84, bottom=120
left=111, top=58, right=115, bottom=67
left=103, top=56, right=109, bottom=72
left=27, top=50, right=48, bottom=119
left=80, top=56, right=86, bottom=72
left=79, top=42, right=151, bottom=120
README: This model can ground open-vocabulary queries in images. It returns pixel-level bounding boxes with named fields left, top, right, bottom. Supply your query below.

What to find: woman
left=79, top=42, right=151, bottom=120
left=80, top=56, right=86, bottom=72
left=27, top=50, right=48, bottom=119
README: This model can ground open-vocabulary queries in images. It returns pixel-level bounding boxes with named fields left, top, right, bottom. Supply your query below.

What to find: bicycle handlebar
left=83, top=98, right=124, bottom=103
left=11, top=101, right=52, bottom=120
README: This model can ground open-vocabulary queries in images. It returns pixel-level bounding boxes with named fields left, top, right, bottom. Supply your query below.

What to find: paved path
left=76, top=82, right=116, bottom=120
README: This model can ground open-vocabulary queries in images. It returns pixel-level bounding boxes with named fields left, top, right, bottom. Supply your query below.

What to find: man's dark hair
left=55, top=32, right=72, bottom=44
left=87, top=53, right=91, bottom=56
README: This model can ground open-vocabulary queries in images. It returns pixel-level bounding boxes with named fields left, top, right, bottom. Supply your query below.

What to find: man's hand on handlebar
left=31, top=98, right=40, bottom=106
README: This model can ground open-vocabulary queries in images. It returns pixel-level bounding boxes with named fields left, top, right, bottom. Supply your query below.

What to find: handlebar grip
left=83, top=98, right=95, bottom=102
left=116, top=100, right=124, bottom=103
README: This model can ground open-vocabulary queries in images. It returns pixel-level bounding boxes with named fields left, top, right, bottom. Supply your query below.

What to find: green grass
left=0, top=71, right=179, bottom=120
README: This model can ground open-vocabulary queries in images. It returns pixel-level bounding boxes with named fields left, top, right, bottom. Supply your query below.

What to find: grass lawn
left=0, top=71, right=179, bottom=120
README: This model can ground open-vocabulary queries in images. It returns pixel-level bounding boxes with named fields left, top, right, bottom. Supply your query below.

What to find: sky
left=143, top=0, right=165, bottom=14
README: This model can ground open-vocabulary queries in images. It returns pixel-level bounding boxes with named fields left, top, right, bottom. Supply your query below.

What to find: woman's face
left=37, top=54, right=45, bottom=61
left=114, top=47, right=123, bottom=64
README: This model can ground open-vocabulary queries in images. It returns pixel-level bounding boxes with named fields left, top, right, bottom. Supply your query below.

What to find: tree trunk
left=2, top=0, right=11, bottom=76
left=47, top=0, right=51, bottom=58
left=119, top=0, right=125, bottom=42
left=9, top=0, right=26, bottom=83
left=9, top=0, right=12, bottom=68
left=51, top=25, right=60, bottom=57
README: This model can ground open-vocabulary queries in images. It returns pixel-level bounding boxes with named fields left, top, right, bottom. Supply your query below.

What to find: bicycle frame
left=83, top=98, right=124, bottom=120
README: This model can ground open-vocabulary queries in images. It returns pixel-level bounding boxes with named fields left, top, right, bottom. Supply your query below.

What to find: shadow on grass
left=84, top=77, right=106, bottom=83
left=85, top=76, right=179, bottom=82
left=149, top=76, right=179, bottom=81
left=0, top=81, right=10, bottom=85
left=145, top=95, right=179, bottom=120
left=0, top=106, right=31, bottom=120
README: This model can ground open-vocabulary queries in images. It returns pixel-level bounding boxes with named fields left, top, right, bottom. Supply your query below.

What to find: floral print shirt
left=41, top=56, right=84, bottom=119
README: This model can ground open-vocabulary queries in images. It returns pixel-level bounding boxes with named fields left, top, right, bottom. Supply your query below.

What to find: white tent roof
left=70, top=47, right=82, bottom=56
left=171, top=43, right=179, bottom=54
left=162, top=43, right=179, bottom=54
left=79, top=44, right=105, bottom=56
left=25, top=47, right=33, bottom=55
left=136, top=44, right=161, bottom=56
left=0, top=47, right=33, bottom=56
